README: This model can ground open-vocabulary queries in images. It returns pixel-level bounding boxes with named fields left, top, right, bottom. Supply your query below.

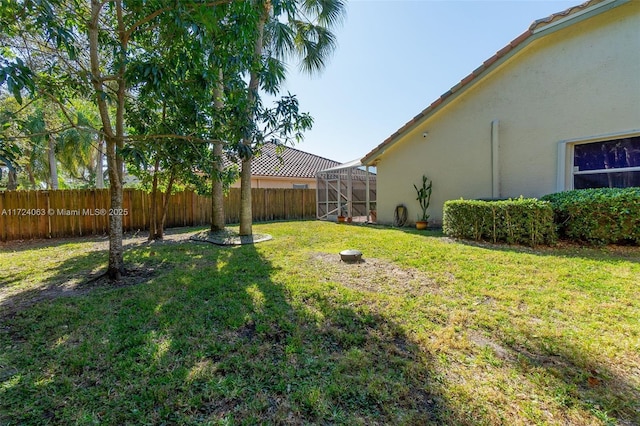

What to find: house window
left=292, top=184, right=308, bottom=189
left=572, top=136, right=640, bottom=189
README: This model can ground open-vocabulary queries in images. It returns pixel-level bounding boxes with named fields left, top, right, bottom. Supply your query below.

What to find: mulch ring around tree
left=190, top=229, right=272, bottom=246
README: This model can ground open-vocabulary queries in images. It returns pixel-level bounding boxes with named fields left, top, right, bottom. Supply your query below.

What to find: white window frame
left=557, top=129, right=640, bottom=192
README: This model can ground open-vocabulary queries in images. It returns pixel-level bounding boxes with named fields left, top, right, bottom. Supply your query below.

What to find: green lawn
left=1, top=221, right=638, bottom=425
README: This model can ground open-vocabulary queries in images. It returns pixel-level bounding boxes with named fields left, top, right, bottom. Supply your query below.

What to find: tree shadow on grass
left=324, top=224, right=640, bottom=424
left=387, top=224, right=640, bottom=264
left=468, top=325, right=640, bottom=424
left=451, top=237, right=640, bottom=265
left=0, top=227, right=204, bottom=313
left=0, top=235, right=452, bottom=424
left=3, top=224, right=638, bottom=424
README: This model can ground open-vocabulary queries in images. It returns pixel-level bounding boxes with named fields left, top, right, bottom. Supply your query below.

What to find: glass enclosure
left=316, top=160, right=377, bottom=222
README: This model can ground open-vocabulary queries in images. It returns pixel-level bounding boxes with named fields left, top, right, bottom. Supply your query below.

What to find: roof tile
left=229, top=142, right=341, bottom=178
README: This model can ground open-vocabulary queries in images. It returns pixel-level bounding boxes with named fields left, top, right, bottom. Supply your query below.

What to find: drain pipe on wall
left=491, top=119, right=500, bottom=199
left=365, top=166, right=370, bottom=222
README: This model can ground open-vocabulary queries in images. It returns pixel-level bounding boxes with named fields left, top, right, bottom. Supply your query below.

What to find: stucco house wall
left=230, top=176, right=317, bottom=189
left=366, top=0, right=640, bottom=226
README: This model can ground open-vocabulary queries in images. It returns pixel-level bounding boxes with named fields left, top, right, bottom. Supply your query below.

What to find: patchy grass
left=0, top=222, right=638, bottom=425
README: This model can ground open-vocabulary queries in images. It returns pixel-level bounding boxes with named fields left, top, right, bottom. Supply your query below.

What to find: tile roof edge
left=528, top=0, right=609, bottom=32
left=249, top=142, right=342, bottom=178
left=258, top=142, right=342, bottom=166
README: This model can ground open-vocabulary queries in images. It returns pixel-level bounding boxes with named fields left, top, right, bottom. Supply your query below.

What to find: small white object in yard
left=340, top=249, right=363, bottom=263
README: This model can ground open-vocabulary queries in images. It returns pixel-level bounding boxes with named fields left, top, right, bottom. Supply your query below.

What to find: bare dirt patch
left=0, top=228, right=200, bottom=317
left=0, top=266, right=160, bottom=318
left=309, top=252, right=442, bottom=297
left=0, top=226, right=199, bottom=252
left=190, top=229, right=272, bottom=245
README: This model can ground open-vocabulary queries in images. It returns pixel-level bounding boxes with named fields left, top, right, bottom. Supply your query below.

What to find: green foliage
left=0, top=57, right=34, bottom=105
left=413, top=175, right=432, bottom=221
left=443, top=197, right=556, bottom=247
left=541, top=188, right=640, bottom=245
left=0, top=96, right=101, bottom=189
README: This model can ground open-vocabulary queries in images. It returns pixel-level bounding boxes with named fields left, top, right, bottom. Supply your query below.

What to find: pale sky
left=275, top=0, right=578, bottom=163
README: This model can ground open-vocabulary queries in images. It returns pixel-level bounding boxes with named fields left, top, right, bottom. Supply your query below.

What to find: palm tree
left=238, top=0, right=345, bottom=236
left=55, top=110, right=102, bottom=187
left=12, top=100, right=100, bottom=189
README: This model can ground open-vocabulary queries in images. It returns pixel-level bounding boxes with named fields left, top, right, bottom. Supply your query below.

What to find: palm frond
left=301, top=0, right=346, bottom=27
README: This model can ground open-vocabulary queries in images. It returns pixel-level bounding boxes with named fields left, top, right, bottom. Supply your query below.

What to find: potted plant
left=337, top=205, right=347, bottom=223
left=413, top=175, right=432, bottom=230
left=369, top=202, right=377, bottom=223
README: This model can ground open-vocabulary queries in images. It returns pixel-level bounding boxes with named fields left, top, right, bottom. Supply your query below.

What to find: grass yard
left=1, top=221, right=639, bottom=425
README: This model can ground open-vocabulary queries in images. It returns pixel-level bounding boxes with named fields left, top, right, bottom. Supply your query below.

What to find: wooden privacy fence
left=0, top=188, right=316, bottom=241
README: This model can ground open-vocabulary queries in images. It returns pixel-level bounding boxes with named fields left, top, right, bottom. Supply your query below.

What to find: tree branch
left=124, top=0, right=234, bottom=42
left=125, top=134, right=226, bottom=145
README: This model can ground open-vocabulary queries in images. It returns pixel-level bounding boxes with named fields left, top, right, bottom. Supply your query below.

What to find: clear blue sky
left=275, top=0, right=577, bottom=163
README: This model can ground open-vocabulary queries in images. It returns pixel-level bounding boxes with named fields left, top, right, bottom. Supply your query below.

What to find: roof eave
left=361, top=0, right=628, bottom=166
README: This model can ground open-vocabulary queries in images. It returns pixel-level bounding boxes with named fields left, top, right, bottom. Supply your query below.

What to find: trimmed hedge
left=540, top=187, right=640, bottom=245
left=443, top=198, right=556, bottom=247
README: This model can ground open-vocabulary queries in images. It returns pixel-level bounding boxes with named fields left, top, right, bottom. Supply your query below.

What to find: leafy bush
left=443, top=198, right=556, bottom=247
left=541, top=187, right=640, bottom=245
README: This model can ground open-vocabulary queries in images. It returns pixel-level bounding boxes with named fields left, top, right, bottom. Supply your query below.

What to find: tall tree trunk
left=110, top=0, right=127, bottom=280
left=106, top=136, right=124, bottom=280
left=25, top=164, right=36, bottom=189
left=48, top=134, right=58, bottom=189
left=96, top=135, right=104, bottom=188
left=211, top=69, right=225, bottom=232
left=7, top=169, right=18, bottom=190
left=89, top=0, right=125, bottom=280
left=239, top=6, right=267, bottom=236
left=149, top=155, right=160, bottom=241
left=239, top=156, right=253, bottom=235
left=158, top=167, right=176, bottom=240
left=211, top=141, right=225, bottom=231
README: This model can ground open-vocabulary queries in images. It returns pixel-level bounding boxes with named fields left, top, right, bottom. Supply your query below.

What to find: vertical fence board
left=122, top=189, right=131, bottom=232
left=33, top=191, right=49, bottom=238
left=170, top=191, right=179, bottom=228
left=125, top=189, right=134, bottom=231
left=130, top=189, right=146, bottom=231
left=72, top=190, right=81, bottom=236
left=97, top=189, right=109, bottom=235
left=48, top=190, right=61, bottom=238
left=0, top=191, right=6, bottom=241
left=6, top=191, right=20, bottom=240
left=179, top=192, right=187, bottom=227
left=224, top=189, right=240, bottom=224
left=167, top=192, right=177, bottom=228
left=24, top=191, right=36, bottom=238
left=80, top=190, right=91, bottom=236
left=14, top=191, right=25, bottom=239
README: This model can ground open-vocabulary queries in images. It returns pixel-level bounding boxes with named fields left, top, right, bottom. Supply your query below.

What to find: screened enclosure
left=316, top=159, right=376, bottom=223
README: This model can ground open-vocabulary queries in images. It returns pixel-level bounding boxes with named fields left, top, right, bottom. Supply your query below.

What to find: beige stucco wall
left=230, top=176, right=317, bottom=189
left=374, top=1, right=640, bottom=226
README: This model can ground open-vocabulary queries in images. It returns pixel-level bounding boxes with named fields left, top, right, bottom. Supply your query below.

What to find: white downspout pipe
left=491, top=119, right=500, bottom=198
left=347, top=168, right=353, bottom=218
left=365, top=166, right=370, bottom=222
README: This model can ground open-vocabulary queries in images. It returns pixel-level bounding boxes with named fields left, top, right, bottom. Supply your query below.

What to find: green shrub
left=541, top=187, right=640, bottom=245
left=443, top=197, right=556, bottom=247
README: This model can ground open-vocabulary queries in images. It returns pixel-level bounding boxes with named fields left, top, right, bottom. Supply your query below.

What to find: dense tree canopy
left=0, top=0, right=345, bottom=279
